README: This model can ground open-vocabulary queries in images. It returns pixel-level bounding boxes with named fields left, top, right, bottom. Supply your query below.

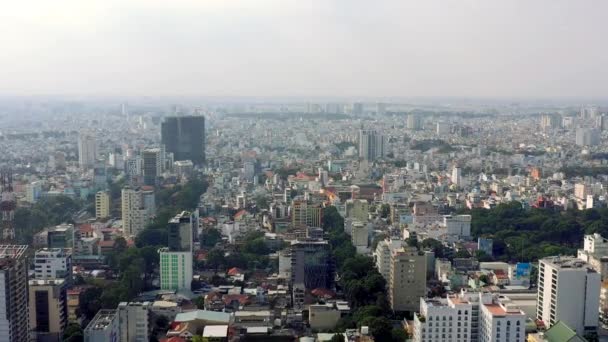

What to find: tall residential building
left=95, top=191, right=110, bottom=220
left=575, top=127, right=600, bottom=147
left=412, top=291, right=526, bottom=342
left=374, top=238, right=404, bottom=280
left=142, top=148, right=163, bottom=186
left=0, top=245, right=29, bottom=342
left=159, top=248, right=193, bottom=291
left=25, top=181, right=43, bottom=203
left=537, top=256, right=600, bottom=334
left=28, top=279, right=67, bottom=341
left=407, top=114, right=423, bottom=131
left=121, top=187, right=154, bottom=237
left=168, top=211, right=195, bottom=252
left=34, top=248, right=72, bottom=281
left=118, top=302, right=151, bottom=342
left=161, top=116, right=206, bottom=165
left=389, top=246, right=427, bottom=312
left=291, top=200, right=323, bottom=228
left=84, top=310, right=119, bottom=342
left=451, top=166, right=462, bottom=187
left=358, top=129, right=385, bottom=161
left=78, top=133, right=98, bottom=168
left=540, top=113, right=562, bottom=131
left=351, top=102, right=364, bottom=115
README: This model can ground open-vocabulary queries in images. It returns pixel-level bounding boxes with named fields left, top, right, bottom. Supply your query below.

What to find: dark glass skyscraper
left=161, top=116, right=205, bottom=165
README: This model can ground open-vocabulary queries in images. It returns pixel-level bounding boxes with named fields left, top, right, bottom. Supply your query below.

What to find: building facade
left=389, top=246, right=427, bottom=312
left=95, top=191, right=110, bottom=220
left=0, top=245, right=29, bottom=342
left=118, top=302, right=151, bottom=342
left=159, top=248, right=193, bottom=291
left=161, top=116, right=206, bottom=165
left=28, top=279, right=67, bottom=341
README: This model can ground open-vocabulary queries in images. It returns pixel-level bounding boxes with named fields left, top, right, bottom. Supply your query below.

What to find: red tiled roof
left=227, top=267, right=243, bottom=276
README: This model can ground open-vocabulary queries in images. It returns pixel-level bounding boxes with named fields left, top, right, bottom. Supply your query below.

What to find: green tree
left=202, top=228, right=222, bottom=247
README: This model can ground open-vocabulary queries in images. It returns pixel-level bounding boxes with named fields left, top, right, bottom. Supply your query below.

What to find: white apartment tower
left=121, top=187, right=153, bottom=237
left=358, top=129, right=385, bottom=161
left=78, top=133, right=98, bottom=168
left=34, top=248, right=72, bottom=281
left=389, top=246, right=427, bottom=312
left=118, top=302, right=151, bottom=342
left=537, top=256, right=600, bottom=335
left=452, top=166, right=462, bottom=187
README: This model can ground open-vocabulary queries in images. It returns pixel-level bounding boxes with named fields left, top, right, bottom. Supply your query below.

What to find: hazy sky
left=1, top=0, right=607, bottom=98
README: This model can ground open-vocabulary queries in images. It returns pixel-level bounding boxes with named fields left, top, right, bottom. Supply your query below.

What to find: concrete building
left=95, top=191, right=110, bottom=220
left=479, top=294, right=526, bottom=342
left=168, top=211, right=195, bottom=252
left=374, top=238, right=404, bottom=280
left=121, top=187, right=153, bottom=237
left=173, top=160, right=194, bottom=178
left=34, top=248, right=72, bottom=281
left=309, top=303, right=341, bottom=330
left=350, top=221, right=369, bottom=252
left=161, top=116, right=206, bottom=165
left=575, top=127, right=600, bottom=147
left=444, top=215, right=472, bottom=241
left=290, top=240, right=334, bottom=291
left=345, top=199, right=368, bottom=222
left=78, top=133, right=98, bottom=169
left=0, top=245, right=29, bottom=342
left=578, top=233, right=608, bottom=280
left=118, top=302, right=151, bottom=342
left=159, top=248, right=193, bottom=291
left=28, top=279, right=67, bottom=341
left=537, top=256, right=600, bottom=335
left=436, top=122, right=451, bottom=135
left=389, top=246, right=427, bottom=312
left=26, top=181, right=43, bottom=203
left=142, top=148, right=163, bottom=187
left=407, top=114, right=423, bottom=131
left=291, top=200, right=323, bottom=228
left=451, top=166, right=462, bottom=187
left=84, top=309, right=119, bottom=342
left=358, top=129, right=385, bottom=161
left=540, top=113, right=562, bottom=131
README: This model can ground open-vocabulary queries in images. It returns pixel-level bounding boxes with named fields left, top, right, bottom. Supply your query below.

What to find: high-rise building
left=358, top=129, right=385, bottom=161
left=374, top=238, right=405, bottom=280
left=352, top=102, right=364, bottom=115
left=125, top=156, right=143, bottom=178
left=84, top=309, right=119, bottom=342
left=291, top=200, right=323, bottom=228
left=161, top=116, right=206, bottom=165
left=376, top=102, right=387, bottom=115
left=121, top=187, right=153, bottom=237
left=142, top=148, right=163, bottom=186
left=290, top=240, right=334, bottom=291
left=28, top=279, right=67, bottom=341
left=0, top=245, right=29, bottom=342
left=407, top=114, right=423, bottom=131
left=34, top=248, right=72, bottom=281
left=350, top=220, right=369, bottom=251
left=540, top=113, right=563, bottom=131
left=597, top=114, right=608, bottom=131
left=158, top=248, right=193, bottom=291
left=436, top=122, right=451, bottom=135
left=578, top=233, right=608, bottom=281
left=118, top=302, right=151, bottom=342
left=389, top=246, right=426, bottom=312
left=78, top=133, right=98, bottom=169
left=345, top=199, right=369, bottom=222
left=537, top=256, right=600, bottom=334
left=451, top=166, right=462, bottom=187
left=25, top=181, right=43, bottom=203
left=95, top=191, right=110, bottom=220
left=575, top=128, right=600, bottom=147
left=168, top=211, right=195, bottom=252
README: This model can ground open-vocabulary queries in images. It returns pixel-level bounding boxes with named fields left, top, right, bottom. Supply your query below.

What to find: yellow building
left=389, top=247, right=427, bottom=312
left=95, top=190, right=110, bottom=220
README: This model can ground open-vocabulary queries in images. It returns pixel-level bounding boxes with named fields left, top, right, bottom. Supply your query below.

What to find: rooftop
left=85, top=309, right=117, bottom=331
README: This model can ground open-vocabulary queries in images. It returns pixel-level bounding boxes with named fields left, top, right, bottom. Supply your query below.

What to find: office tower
left=0, top=171, right=16, bottom=241
left=168, top=211, right=195, bottom=252
left=540, top=113, right=562, bottom=131
left=118, top=302, right=151, bottom=342
left=121, top=187, right=153, bottom=237
left=444, top=215, right=472, bottom=241
left=125, top=156, right=143, bottom=178
left=407, top=114, right=423, bottom=130
left=537, top=256, right=600, bottom=334
left=78, top=133, right=98, bottom=168
left=597, top=114, right=608, bottom=131
left=575, top=128, right=600, bottom=147
left=436, top=122, right=451, bottom=135
left=358, top=129, right=385, bottom=161
left=46, top=224, right=73, bottom=249
left=28, top=279, right=67, bottom=341
left=376, top=102, right=387, bottom=115
left=0, top=245, right=29, bottom=342
left=351, top=102, right=364, bottom=115
left=290, top=240, right=334, bottom=290
left=84, top=310, right=119, bottom=342
left=161, top=116, right=206, bottom=165
left=34, top=248, right=72, bottom=281
left=142, top=148, right=163, bottom=186
left=452, top=166, right=462, bottom=187
left=25, top=181, right=42, bottom=203
left=95, top=191, right=110, bottom=220
left=389, top=246, right=426, bottom=312
left=291, top=200, right=323, bottom=228
left=158, top=247, right=193, bottom=291
left=49, top=151, right=66, bottom=171
left=345, top=199, right=369, bottom=222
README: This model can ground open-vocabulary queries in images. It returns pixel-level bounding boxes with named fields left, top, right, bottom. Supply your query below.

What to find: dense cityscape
left=0, top=99, right=608, bottom=341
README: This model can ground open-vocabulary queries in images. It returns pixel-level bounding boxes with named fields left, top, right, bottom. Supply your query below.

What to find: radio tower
left=0, top=170, right=16, bottom=241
